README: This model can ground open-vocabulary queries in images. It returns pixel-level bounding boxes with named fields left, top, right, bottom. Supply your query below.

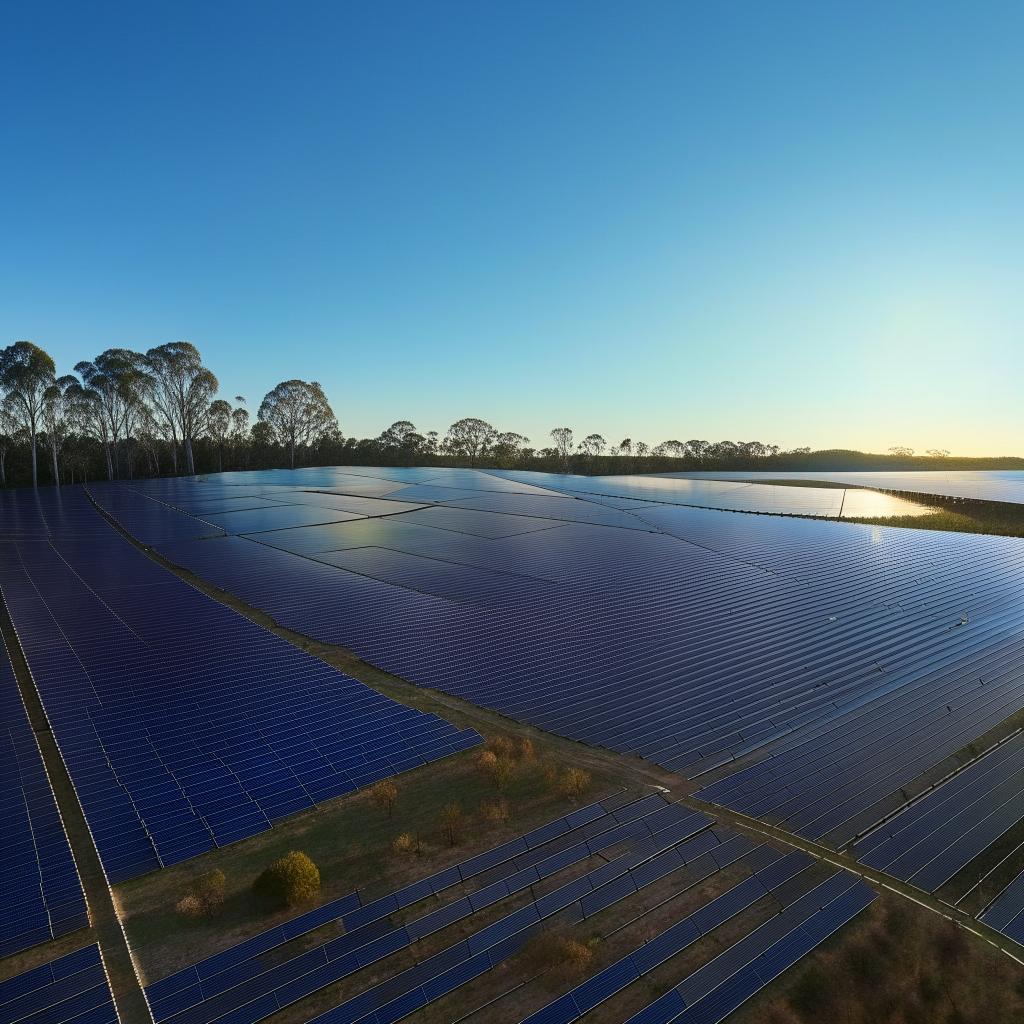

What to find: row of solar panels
left=0, top=943, right=119, bottom=1024
left=145, top=794, right=707, bottom=1024
left=145, top=793, right=640, bottom=1015
left=0, top=489, right=479, bottom=883
left=853, top=732, right=1024, bottom=892
left=980, top=867, right=1024, bottom=943
left=130, top=473, right=1024, bottom=866
left=0, top=638, right=87, bottom=958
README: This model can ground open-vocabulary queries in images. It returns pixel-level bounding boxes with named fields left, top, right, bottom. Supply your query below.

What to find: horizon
left=3, top=1, right=1023, bottom=456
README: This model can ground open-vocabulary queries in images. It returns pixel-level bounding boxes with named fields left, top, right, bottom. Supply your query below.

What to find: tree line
left=0, top=339, right=988, bottom=489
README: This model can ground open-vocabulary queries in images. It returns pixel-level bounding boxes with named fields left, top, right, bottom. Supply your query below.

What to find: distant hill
left=760, top=450, right=1024, bottom=472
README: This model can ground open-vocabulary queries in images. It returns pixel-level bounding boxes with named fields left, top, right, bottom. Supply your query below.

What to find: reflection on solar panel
left=0, top=943, right=119, bottom=1024
left=0, top=639, right=87, bottom=957
left=135, top=469, right=1024, bottom=860
left=664, top=469, right=1024, bottom=505
left=0, top=487, right=480, bottom=883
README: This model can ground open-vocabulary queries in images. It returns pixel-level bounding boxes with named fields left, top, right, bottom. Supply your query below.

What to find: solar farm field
left=4, top=466, right=1024, bottom=1024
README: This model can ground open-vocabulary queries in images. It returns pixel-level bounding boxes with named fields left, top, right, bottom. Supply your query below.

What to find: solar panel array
left=624, top=870, right=876, bottom=1024
left=853, top=733, right=1024, bottom=892
left=980, top=868, right=1024, bottom=943
left=0, top=943, right=119, bottom=1024
left=0, top=487, right=479, bottom=883
left=143, top=794, right=708, bottom=1024
left=119, top=467, right=1024, bottom=865
left=0, top=638, right=87, bottom=957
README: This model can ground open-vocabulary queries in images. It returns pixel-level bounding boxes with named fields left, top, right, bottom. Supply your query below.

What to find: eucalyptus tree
left=445, top=418, right=497, bottom=466
left=550, top=427, right=574, bottom=472
left=379, top=420, right=417, bottom=448
left=41, top=375, right=79, bottom=486
left=653, top=439, right=686, bottom=458
left=0, top=340, right=56, bottom=485
left=144, top=342, right=218, bottom=475
left=579, top=433, right=606, bottom=458
left=258, top=379, right=338, bottom=469
left=74, top=348, right=146, bottom=479
left=207, top=399, right=232, bottom=472
left=230, top=402, right=251, bottom=468
left=491, top=431, right=530, bottom=467
left=0, top=396, right=20, bottom=486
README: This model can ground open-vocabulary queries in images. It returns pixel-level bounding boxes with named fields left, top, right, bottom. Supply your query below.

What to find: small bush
left=541, top=760, right=561, bottom=788
left=476, top=750, right=516, bottom=790
left=175, top=893, right=204, bottom=918
left=392, top=832, right=418, bottom=856
left=175, top=868, right=226, bottom=918
left=559, top=767, right=592, bottom=802
left=440, top=803, right=464, bottom=846
left=480, top=797, right=511, bottom=823
left=253, top=851, right=321, bottom=909
left=488, top=735, right=516, bottom=760
left=369, top=779, right=398, bottom=819
left=517, top=737, right=536, bottom=761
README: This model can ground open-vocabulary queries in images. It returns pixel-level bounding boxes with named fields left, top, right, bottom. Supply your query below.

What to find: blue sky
left=3, top=1, right=1022, bottom=454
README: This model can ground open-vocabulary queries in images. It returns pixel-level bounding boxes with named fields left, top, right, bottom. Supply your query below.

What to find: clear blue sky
left=3, top=1, right=1022, bottom=454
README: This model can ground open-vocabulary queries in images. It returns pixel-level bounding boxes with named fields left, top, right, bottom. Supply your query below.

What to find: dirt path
left=0, top=601, right=154, bottom=1023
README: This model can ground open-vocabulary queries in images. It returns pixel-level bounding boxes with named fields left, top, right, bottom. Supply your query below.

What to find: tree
left=253, top=851, right=321, bottom=908
left=559, top=767, right=591, bottom=802
left=490, top=431, right=530, bottom=468
left=144, top=342, right=218, bottom=475
left=888, top=445, right=915, bottom=457
left=41, top=375, right=78, bottom=485
left=653, top=439, right=686, bottom=458
left=926, top=449, right=951, bottom=458
left=550, top=427, right=574, bottom=472
left=579, top=433, right=606, bottom=458
left=439, top=802, right=464, bottom=846
left=369, top=779, right=398, bottom=819
left=0, top=341, right=56, bottom=486
left=230, top=398, right=251, bottom=469
left=258, top=380, right=338, bottom=469
left=207, top=399, right=232, bottom=473
left=0, top=397, right=19, bottom=486
left=75, top=348, right=146, bottom=480
left=445, top=418, right=497, bottom=466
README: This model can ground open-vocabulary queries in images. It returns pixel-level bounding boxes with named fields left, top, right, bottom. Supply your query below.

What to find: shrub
left=253, top=851, right=321, bottom=909
left=517, top=736, right=535, bottom=761
left=392, top=832, right=418, bottom=856
left=369, top=779, right=398, bottom=819
left=175, top=868, right=226, bottom=918
left=193, top=869, right=226, bottom=914
left=476, top=750, right=516, bottom=790
left=175, top=893, right=204, bottom=918
left=440, top=803, right=464, bottom=846
left=541, top=760, right=561, bottom=788
left=488, top=735, right=516, bottom=760
left=559, top=767, right=592, bottom=802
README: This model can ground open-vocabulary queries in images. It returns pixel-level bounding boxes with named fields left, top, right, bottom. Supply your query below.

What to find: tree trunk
left=185, top=437, right=195, bottom=475
left=31, top=434, right=38, bottom=486
left=51, top=442, right=60, bottom=487
left=105, top=443, right=114, bottom=481
left=290, top=440, right=295, bottom=469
